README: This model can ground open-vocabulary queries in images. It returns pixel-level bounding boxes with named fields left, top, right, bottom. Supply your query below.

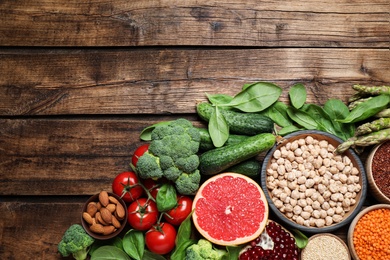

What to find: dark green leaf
left=262, top=101, right=293, bottom=127
left=206, top=93, right=234, bottom=105
left=209, top=106, right=229, bottom=147
left=123, top=230, right=145, bottom=260
left=291, top=229, right=308, bottom=249
left=91, top=245, right=131, bottom=260
left=139, top=121, right=172, bottom=141
left=323, top=99, right=355, bottom=140
left=286, top=107, right=318, bottom=130
left=142, top=250, right=167, bottom=260
left=89, top=237, right=124, bottom=255
left=289, top=83, right=307, bottom=109
left=336, top=94, right=390, bottom=123
left=170, top=211, right=195, bottom=260
left=303, top=104, right=337, bottom=135
left=224, top=246, right=243, bottom=260
left=221, top=82, right=282, bottom=112
left=156, top=183, right=177, bottom=212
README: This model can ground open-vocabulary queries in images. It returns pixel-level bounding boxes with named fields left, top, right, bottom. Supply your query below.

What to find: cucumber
left=196, top=102, right=274, bottom=135
left=199, top=133, right=276, bottom=175
left=225, top=158, right=262, bottom=178
left=197, top=127, right=250, bottom=151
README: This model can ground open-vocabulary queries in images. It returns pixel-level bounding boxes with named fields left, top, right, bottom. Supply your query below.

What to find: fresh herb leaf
left=286, top=107, right=318, bottom=130
left=209, top=106, right=229, bottom=147
left=323, top=99, right=355, bottom=140
left=221, top=82, right=282, bottom=112
left=278, top=125, right=302, bottom=136
left=123, top=230, right=145, bottom=260
left=303, top=104, right=337, bottom=136
left=225, top=245, right=243, bottom=260
left=206, top=93, right=234, bottom=105
left=291, top=229, right=308, bottom=249
left=142, top=250, right=167, bottom=260
left=156, top=183, right=177, bottom=212
left=336, top=94, right=390, bottom=123
left=170, top=211, right=196, bottom=260
left=289, top=83, right=307, bottom=109
left=91, top=245, right=131, bottom=260
left=262, top=101, right=293, bottom=127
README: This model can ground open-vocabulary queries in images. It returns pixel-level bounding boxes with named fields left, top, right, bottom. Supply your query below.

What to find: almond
left=106, top=203, right=116, bottom=213
left=90, top=223, right=104, bottom=234
left=87, top=202, right=98, bottom=217
left=100, top=207, right=113, bottom=224
left=99, top=190, right=109, bottom=207
left=82, top=212, right=93, bottom=225
left=109, top=195, right=119, bottom=204
left=95, top=212, right=108, bottom=225
left=103, top=225, right=116, bottom=235
left=96, top=201, right=102, bottom=210
left=115, top=202, right=126, bottom=220
left=112, top=215, right=122, bottom=229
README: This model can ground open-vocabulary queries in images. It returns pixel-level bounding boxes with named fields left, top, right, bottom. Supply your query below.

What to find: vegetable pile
left=57, top=81, right=390, bottom=260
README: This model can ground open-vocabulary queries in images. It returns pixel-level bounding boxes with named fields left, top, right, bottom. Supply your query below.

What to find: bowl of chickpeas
left=260, top=130, right=367, bottom=233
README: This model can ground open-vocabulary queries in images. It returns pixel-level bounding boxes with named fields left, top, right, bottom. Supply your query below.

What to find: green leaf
left=139, top=121, right=172, bottom=141
left=286, top=107, right=318, bottom=130
left=123, top=230, right=145, bottom=260
left=291, top=229, right=308, bottom=249
left=91, top=245, right=131, bottom=260
left=323, top=99, right=355, bottom=140
left=221, top=82, right=282, bottom=112
left=262, top=101, right=293, bottom=127
left=170, top=211, right=196, bottom=260
left=336, top=94, right=390, bottom=123
left=206, top=93, right=233, bottom=105
left=303, top=104, right=337, bottom=135
left=156, top=183, right=177, bottom=212
left=142, top=250, right=167, bottom=260
left=224, top=245, right=243, bottom=260
left=278, top=125, right=302, bottom=136
left=289, top=83, right=307, bottom=109
left=209, top=106, right=229, bottom=147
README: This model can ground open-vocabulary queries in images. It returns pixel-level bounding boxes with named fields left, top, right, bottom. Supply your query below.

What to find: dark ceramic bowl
left=81, top=192, right=128, bottom=240
left=261, top=130, right=367, bottom=234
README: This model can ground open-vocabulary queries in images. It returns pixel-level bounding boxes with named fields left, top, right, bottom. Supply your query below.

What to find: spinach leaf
left=278, top=125, right=302, bottom=136
left=91, top=245, right=131, bottom=260
left=206, top=93, right=233, bottom=105
left=156, top=183, right=177, bottom=212
left=225, top=245, right=243, bottom=260
left=209, top=106, right=229, bottom=147
left=286, top=107, right=318, bottom=130
left=262, top=101, right=293, bottom=128
left=170, top=211, right=196, bottom=260
left=289, top=83, right=307, bottom=109
left=123, top=230, right=145, bottom=260
left=142, top=250, right=167, bottom=260
left=336, top=94, right=390, bottom=123
left=303, top=104, right=337, bottom=135
left=323, top=99, right=355, bottom=140
left=291, top=229, right=308, bottom=249
left=221, top=82, right=282, bottom=112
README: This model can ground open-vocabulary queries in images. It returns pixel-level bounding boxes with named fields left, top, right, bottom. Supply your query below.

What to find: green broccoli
left=185, top=239, right=228, bottom=260
left=58, top=224, right=95, bottom=260
left=136, top=119, right=201, bottom=195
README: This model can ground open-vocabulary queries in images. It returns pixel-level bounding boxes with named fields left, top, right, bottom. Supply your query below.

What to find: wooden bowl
left=81, top=192, right=128, bottom=240
left=261, top=130, right=367, bottom=234
left=365, top=141, right=390, bottom=204
left=347, top=204, right=390, bottom=260
left=301, top=233, right=351, bottom=260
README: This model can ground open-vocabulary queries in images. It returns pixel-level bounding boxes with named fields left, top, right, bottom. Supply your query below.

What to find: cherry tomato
left=164, top=195, right=193, bottom=226
left=127, top=198, right=158, bottom=231
left=112, top=171, right=144, bottom=204
left=143, top=178, right=162, bottom=199
left=145, top=222, right=177, bottom=255
left=132, top=144, right=150, bottom=166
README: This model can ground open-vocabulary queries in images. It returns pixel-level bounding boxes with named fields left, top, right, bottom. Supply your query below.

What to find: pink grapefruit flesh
left=192, top=172, right=269, bottom=246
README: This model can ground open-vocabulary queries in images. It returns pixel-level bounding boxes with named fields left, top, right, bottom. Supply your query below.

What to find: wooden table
left=0, top=1, right=389, bottom=259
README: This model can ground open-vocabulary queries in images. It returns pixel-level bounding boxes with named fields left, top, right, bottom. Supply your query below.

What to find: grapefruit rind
left=192, top=172, right=269, bottom=246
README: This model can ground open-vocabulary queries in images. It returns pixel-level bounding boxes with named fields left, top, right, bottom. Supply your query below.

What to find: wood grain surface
left=0, top=0, right=389, bottom=259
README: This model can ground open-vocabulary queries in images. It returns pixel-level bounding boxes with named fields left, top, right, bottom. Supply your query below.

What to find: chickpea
left=296, top=216, right=305, bottom=225
left=273, top=149, right=281, bottom=159
left=332, top=214, right=343, bottom=223
left=325, top=216, right=333, bottom=226
left=315, top=218, right=326, bottom=228
left=293, top=205, right=303, bottom=215
left=301, top=211, right=311, bottom=220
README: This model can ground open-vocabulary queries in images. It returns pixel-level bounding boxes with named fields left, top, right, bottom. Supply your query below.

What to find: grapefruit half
left=192, top=172, right=269, bottom=246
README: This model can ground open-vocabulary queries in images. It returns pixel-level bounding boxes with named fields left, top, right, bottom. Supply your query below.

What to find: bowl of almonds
left=261, top=130, right=367, bottom=233
left=81, top=190, right=128, bottom=240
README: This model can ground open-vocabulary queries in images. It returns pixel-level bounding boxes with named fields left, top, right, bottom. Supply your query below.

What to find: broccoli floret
left=175, top=170, right=201, bottom=195
left=58, top=224, right=95, bottom=260
left=136, top=119, right=201, bottom=195
left=185, top=239, right=228, bottom=260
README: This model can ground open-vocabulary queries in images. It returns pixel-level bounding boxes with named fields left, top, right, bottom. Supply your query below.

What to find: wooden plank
left=0, top=0, right=388, bottom=47
left=0, top=198, right=86, bottom=259
left=0, top=116, right=205, bottom=196
left=1, top=48, right=389, bottom=116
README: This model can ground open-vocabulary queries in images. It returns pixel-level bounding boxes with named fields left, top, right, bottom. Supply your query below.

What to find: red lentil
left=352, top=208, right=390, bottom=260
left=371, top=141, right=390, bottom=198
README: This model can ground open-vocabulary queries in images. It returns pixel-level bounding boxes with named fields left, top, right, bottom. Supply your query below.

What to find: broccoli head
left=136, top=119, right=201, bottom=195
left=185, top=239, right=228, bottom=260
left=58, top=224, right=95, bottom=260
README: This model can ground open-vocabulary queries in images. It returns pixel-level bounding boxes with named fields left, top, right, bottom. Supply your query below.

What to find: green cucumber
left=199, top=133, right=276, bottom=175
left=226, top=158, right=262, bottom=178
left=197, top=127, right=250, bottom=151
left=196, top=102, right=274, bottom=135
